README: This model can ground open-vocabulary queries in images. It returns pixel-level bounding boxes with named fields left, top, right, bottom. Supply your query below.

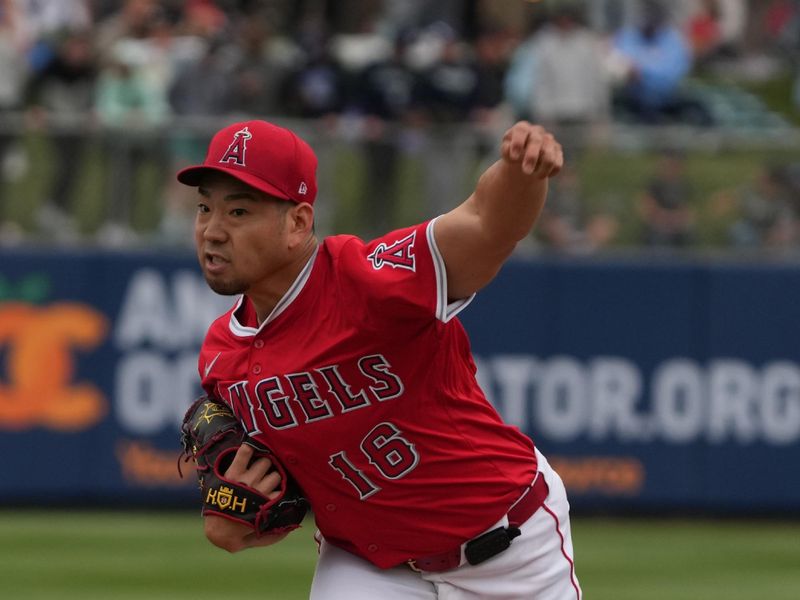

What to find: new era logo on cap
left=176, top=120, right=318, bottom=204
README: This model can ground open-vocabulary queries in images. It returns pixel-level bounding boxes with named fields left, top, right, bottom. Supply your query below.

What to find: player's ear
left=286, top=202, right=314, bottom=247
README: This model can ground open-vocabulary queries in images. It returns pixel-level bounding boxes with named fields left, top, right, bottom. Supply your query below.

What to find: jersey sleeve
left=334, top=218, right=475, bottom=327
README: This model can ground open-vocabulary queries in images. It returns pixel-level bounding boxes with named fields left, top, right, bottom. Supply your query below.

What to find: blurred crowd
left=0, top=0, right=799, bottom=253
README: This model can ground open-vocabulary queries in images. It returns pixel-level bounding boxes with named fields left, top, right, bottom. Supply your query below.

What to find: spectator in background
left=713, top=163, right=800, bottom=250
left=0, top=0, right=28, bottom=241
left=761, top=1, right=800, bottom=118
left=94, top=32, right=171, bottom=245
left=15, top=0, right=91, bottom=36
left=282, top=32, right=346, bottom=120
left=162, top=38, right=232, bottom=246
left=167, top=43, right=232, bottom=123
left=26, top=29, right=98, bottom=242
left=227, top=16, right=299, bottom=118
left=503, top=13, right=546, bottom=122
left=686, top=0, right=723, bottom=65
left=586, top=0, right=631, bottom=34
left=281, top=22, right=348, bottom=237
left=611, top=0, right=710, bottom=125
left=537, top=164, right=619, bottom=254
left=156, top=0, right=234, bottom=246
left=414, top=29, right=480, bottom=124
left=169, top=0, right=229, bottom=70
left=637, top=150, right=696, bottom=247
left=763, top=0, right=799, bottom=48
left=471, top=25, right=512, bottom=119
left=94, top=0, right=160, bottom=57
left=328, top=9, right=392, bottom=76
left=713, top=0, right=747, bottom=57
left=684, top=0, right=747, bottom=66
left=522, top=4, right=611, bottom=147
left=414, top=26, right=482, bottom=218
left=14, top=0, right=93, bottom=73
left=351, top=31, right=420, bottom=237
left=471, top=25, right=515, bottom=158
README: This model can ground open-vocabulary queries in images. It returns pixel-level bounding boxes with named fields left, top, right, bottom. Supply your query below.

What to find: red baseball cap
left=176, top=120, right=318, bottom=204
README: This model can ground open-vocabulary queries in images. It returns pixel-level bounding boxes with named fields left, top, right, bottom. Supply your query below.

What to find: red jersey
left=198, top=219, right=538, bottom=568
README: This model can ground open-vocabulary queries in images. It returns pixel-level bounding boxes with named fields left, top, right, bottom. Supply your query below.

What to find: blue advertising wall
left=1, top=248, right=798, bottom=513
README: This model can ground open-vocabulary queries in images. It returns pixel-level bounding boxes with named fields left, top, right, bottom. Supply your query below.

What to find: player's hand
left=204, top=514, right=289, bottom=552
left=205, top=444, right=288, bottom=553
left=500, top=121, right=563, bottom=179
left=224, top=443, right=283, bottom=500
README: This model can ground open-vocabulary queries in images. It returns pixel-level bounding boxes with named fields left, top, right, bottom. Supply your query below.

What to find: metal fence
left=1, top=113, right=799, bottom=258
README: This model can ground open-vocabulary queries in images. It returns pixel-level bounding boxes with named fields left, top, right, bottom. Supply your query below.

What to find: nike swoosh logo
left=204, top=352, right=222, bottom=378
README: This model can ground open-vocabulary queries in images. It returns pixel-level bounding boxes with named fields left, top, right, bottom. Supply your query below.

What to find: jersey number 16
left=328, top=421, right=419, bottom=500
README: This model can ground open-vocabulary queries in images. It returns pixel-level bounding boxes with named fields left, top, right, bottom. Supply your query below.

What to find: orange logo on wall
left=0, top=302, right=108, bottom=430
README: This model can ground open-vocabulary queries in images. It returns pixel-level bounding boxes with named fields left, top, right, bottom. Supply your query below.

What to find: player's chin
left=204, top=274, right=247, bottom=296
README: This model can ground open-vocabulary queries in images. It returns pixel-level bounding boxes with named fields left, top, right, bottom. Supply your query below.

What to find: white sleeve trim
left=426, top=218, right=476, bottom=323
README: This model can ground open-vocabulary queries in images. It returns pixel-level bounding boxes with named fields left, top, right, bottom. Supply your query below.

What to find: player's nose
left=202, top=211, right=228, bottom=242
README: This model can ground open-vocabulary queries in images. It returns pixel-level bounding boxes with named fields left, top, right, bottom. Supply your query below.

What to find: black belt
left=407, top=475, right=549, bottom=573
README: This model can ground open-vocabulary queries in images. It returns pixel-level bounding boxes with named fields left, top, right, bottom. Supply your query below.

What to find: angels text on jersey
left=219, top=353, right=419, bottom=500
left=221, top=353, right=404, bottom=434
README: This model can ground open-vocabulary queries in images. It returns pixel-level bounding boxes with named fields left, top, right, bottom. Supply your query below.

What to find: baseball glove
left=179, top=395, right=309, bottom=535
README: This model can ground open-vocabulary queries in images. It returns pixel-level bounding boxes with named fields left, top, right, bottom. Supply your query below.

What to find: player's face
left=194, top=172, right=293, bottom=296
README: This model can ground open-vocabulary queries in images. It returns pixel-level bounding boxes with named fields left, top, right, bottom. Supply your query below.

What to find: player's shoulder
left=319, top=223, right=437, bottom=285
left=321, top=232, right=362, bottom=257
left=322, top=221, right=434, bottom=261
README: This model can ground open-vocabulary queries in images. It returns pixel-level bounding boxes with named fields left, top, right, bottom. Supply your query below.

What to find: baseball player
left=178, top=119, right=581, bottom=599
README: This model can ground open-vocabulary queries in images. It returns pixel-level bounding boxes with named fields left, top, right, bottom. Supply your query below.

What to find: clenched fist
left=500, top=122, right=563, bottom=179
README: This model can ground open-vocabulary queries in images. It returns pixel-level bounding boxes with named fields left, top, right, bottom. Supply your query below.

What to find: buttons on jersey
left=367, top=544, right=379, bottom=553
left=250, top=339, right=264, bottom=374
left=325, top=503, right=336, bottom=512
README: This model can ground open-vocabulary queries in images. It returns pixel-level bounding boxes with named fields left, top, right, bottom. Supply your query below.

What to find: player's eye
left=230, top=208, right=248, bottom=217
left=197, top=203, right=210, bottom=213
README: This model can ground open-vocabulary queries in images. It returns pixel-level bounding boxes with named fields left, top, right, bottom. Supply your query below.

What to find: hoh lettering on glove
left=207, top=485, right=248, bottom=512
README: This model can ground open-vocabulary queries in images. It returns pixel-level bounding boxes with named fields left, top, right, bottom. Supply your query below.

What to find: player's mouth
left=204, top=252, right=230, bottom=274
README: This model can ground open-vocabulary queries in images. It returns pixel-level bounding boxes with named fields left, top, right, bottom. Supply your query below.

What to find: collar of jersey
left=228, top=246, right=319, bottom=337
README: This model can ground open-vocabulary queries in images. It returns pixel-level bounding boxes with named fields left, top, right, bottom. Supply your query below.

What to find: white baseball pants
left=309, top=449, right=581, bottom=600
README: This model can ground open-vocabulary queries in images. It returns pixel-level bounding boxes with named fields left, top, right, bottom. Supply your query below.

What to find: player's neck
left=250, top=236, right=318, bottom=324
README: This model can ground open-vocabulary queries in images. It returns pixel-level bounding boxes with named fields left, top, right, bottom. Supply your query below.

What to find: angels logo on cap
left=219, top=126, right=252, bottom=167
left=175, top=120, right=318, bottom=205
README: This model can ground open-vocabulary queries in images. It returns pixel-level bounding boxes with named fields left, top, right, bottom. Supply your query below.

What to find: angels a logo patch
left=219, top=126, right=252, bottom=166
left=367, top=232, right=416, bottom=271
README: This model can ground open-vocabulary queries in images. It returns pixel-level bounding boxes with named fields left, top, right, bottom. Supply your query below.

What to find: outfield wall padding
left=1, top=248, right=798, bottom=513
